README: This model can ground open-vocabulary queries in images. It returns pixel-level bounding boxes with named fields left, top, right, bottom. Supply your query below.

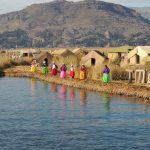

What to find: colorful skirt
left=60, top=71, right=67, bottom=78
left=42, top=67, right=49, bottom=74
left=80, top=71, right=86, bottom=80
left=70, top=71, right=75, bottom=78
left=102, top=73, right=110, bottom=83
left=31, top=66, right=36, bottom=72
left=51, top=68, right=57, bottom=75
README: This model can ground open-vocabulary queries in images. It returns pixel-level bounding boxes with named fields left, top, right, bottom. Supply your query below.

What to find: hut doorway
left=44, top=58, right=48, bottom=66
left=136, top=55, right=140, bottom=64
left=91, top=58, right=96, bottom=66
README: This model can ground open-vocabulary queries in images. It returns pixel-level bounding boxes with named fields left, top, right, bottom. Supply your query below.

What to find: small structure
left=126, top=69, right=134, bottom=83
left=147, top=73, right=150, bottom=84
left=81, top=50, right=107, bottom=66
left=36, top=52, right=53, bottom=66
left=20, top=48, right=40, bottom=58
left=108, top=46, right=133, bottom=63
left=52, top=48, right=77, bottom=66
left=127, top=46, right=150, bottom=65
left=135, top=69, right=146, bottom=84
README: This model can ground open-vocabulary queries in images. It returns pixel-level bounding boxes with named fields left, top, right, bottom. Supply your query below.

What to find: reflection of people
left=102, top=65, right=110, bottom=83
left=101, top=94, right=111, bottom=112
left=70, top=65, right=75, bottom=78
left=70, top=88, right=76, bottom=100
left=50, top=84, right=57, bottom=93
left=80, top=64, right=87, bottom=80
left=60, top=85, right=67, bottom=101
left=31, top=78, right=37, bottom=96
left=79, top=90, right=87, bottom=106
left=50, top=62, right=58, bottom=76
left=60, top=64, right=67, bottom=78
left=70, top=88, right=76, bottom=107
left=50, top=84, right=57, bottom=100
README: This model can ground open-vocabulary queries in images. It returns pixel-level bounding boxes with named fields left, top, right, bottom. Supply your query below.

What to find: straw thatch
left=81, top=50, right=107, bottom=66
left=108, top=46, right=133, bottom=62
left=36, top=52, right=53, bottom=66
left=127, top=46, right=150, bottom=65
left=52, top=49, right=73, bottom=56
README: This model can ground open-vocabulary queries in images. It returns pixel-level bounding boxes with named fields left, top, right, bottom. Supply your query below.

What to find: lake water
left=0, top=77, right=150, bottom=150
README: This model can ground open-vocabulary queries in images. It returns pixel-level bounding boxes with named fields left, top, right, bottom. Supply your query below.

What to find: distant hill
left=0, top=0, right=150, bottom=48
left=133, top=7, right=150, bottom=20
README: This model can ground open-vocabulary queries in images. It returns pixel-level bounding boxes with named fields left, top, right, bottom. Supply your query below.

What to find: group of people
left=31, top=59, right=110, bottom=83
left=50, top=62, right=76, bottom=79
left=49, top=62, right=88, bottom=80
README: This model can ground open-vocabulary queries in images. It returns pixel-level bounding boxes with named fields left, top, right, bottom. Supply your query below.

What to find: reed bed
left=0, top=57, right=31, bottom=71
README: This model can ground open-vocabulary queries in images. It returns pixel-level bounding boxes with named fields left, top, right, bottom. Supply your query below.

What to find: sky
left=0, top=0, right=149, bottom=14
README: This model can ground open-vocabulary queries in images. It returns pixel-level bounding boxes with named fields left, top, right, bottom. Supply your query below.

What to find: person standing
left=69, top=65, right=75, bottom=78
left=80, top=64, right=87, bottom=80
left=42, top=59, right=49, bottom=74
left=102, top=65, right=110, bottom=83
left=31, top=59, right=37, bottom=72
left=50, top=62, right=58, bottom=76
left=60, top=64, right=67, bottom=78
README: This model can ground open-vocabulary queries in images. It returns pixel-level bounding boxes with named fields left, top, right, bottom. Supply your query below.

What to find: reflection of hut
left=127, top=46, right=150, bottom=65
left=81, top=50, right=107, bottom=66
left=36, top=52, right=53, bottom=66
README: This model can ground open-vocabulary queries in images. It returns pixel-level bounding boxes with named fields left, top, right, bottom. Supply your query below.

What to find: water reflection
left=79, top=90, right=87, bottom=106
left=101, top=94, right=111, bottom=112
left=70, top=87, right=76, bottom=107
left=50, top=84, right=57, bottom=100
left=60, top=85, right=67, bottom=106
left=31, top=78, right=37, bottom=97
left=42, top=81, right=49, bottom=92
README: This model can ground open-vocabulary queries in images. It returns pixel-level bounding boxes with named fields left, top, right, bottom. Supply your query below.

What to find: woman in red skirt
left=50, top=62, right=58, bottom=75
left=70, top=65, right=75, bottom=78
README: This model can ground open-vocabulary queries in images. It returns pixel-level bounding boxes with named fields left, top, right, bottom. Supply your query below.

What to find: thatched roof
left=52, top=49, right=74, bottom=56
left=108, top=46, right=134, bottom=53
left=20, top=48, right=40, bottom=54
left=81, top=50, right=107, bottom=62
left=72, top=48, right=84, bottom=54
left=137, top=46, right=150, bottom=54
left=36, top=52, right=53, bottom=65
left=128, top=46, right=150, bottom=59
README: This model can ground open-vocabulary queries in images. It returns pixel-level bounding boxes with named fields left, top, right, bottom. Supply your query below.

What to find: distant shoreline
left=2, top=66, right=150, bottom=102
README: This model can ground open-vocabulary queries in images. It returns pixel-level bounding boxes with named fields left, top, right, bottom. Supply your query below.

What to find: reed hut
left=108, top=46, right=132, bottom=63
left=20, top=48, right=40, bottom=58
left=81, top=50, right=107, bottom=66
left=36, top=52, right=53, bottom=66
left=52, top=49, right=77, bottom=66
left=127, top=46, right=150, bottom=65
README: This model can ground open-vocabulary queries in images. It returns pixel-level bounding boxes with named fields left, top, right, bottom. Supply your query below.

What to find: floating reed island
left=2, top=66, right=150, bottom=102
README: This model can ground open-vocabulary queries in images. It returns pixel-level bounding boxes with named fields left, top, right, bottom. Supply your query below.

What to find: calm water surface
left=0, top=77, right=150, bottom=150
